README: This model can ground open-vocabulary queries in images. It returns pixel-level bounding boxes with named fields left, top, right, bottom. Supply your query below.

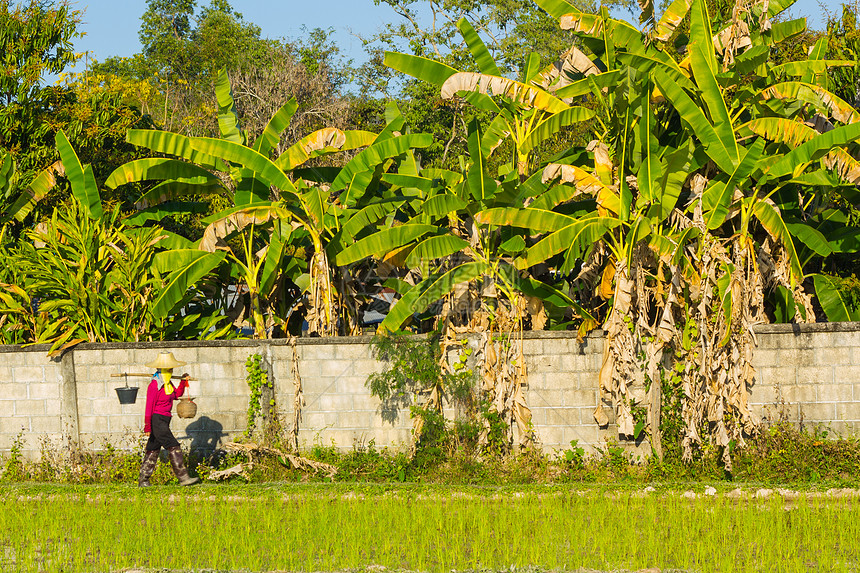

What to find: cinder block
left=336, top=376, right=372, bottom=395
left=0, top=383, right=28, bottom=400
left=339, top=411, right=374, bottom=429
left=564, top=426, right=601, bottom=448
left=796, top=366, right=833, bottom=385
left=299, top=345, right=337, bottom=361
left=0, top=401, right=15, bottom=418
left=565, top=389, right=598, bottom=407
left=755, top=367, right=795, bottom=387
left=836, top=403, right=860, bottom=421
left=0, top=417, right=28, bottom=434
left=781, top=385, right=817, bottom=403
left=79, top=415, right=110, bottom=433
left=748, top=384, right=776, bottom=404
left=15, top=400, right=45, bottom=416
left=351, top=395, right=381, bottom=411
left=798, top=402, right=836, bottom=421
left=818, top=384, right=851, bottom=402
left=296, top=359, right=321, bottom=380
left=217, top=395, right=249, bottom=413
left=529, top=389, right=564, bottom=409
left=29, top=416, right=61, bottom=434
left=319, top=394, right=354, bottom=411
left=527, top=407, right=546, bottom=426
left=545, top=407, right=579, bottom=426
left=543, top=339, right=570, bottom=356
left=102, top=349, right=133, bottom=366
left=561, top=353, right=593, bottom=373
left=751, top=348, right=779, bottom=368
left=109, top=414, right=142, bottom=433
left=816, top=346, right=852, bottom=366
left=530, top=355, right=562, bottom=373
left=197, top=378, right=232, bottom=397
left=73, top=349, right=103, bottom=365
left=542, top=372, right=578, bottom=391
left=0, top=366, right=11, bottom=383
left=28, top=383, right=59, bottom=400
left=521, top=340, right=543, bottom=356
left=778, top=348, right=816, bottom=367
left=536, top=426, right=564, bottom=448
left=12, top=367, right=44, bottom=383
left=84, top=365, right=123, bottom=384
left=335, top=344, right=371, bottom=360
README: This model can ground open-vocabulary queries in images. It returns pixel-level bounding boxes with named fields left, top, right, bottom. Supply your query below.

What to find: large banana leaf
left=519, top=107, right=595, bottom=156
left=380, top=261, right=489, bottom=331
left=689, top=0, right=739, bottom=167
left=260, top=221, right=292, bottom=295
left=519, top=214, right=620, bottom=269
left=740, top=117, right=817, bottom=148
left=466, top=119, right=496, bottom=202
left=553, top=70, right=622, bottom=100
left=750, top=198, right=802, bottom=279
left=422, top=194, right=468, bottom=218
left=653, top=69, right=737, bottom=174
left=329, top=134, right=433, bottom=194
left=126, top=130, right=221, bottom=168
left=542, top=163, right=621, bottom=215
left=335, top=224, right=437, bottom=266
left=135, top=180, right=225, bottom=210
left=7, top=161, right=64, bottom=222
left=200, top=203, right=294, bottom=252
left=457, top=18, right=500, bottom=76
left=703, top=138, right=764, bottom=230
left=760, top=82, right=860, bottom=124
left=252, top=98, right=298, bottom=156
left=441, top=72, right=569, bottom=114
left=405, top=235, right=470, bottom=267
left=55, top=130, right=102, bottom=221
left=105, top=158, right=219, bottom=189
left=215, top=68, right=242, bottom=144
left=276, top=128, right=347, bottom=171
left=476, top=207, right=575, bottom=232
left=813, top=273, right=860, bottom=322
left=767, top=122, right=860, bottom=179
left=654, top=0, right=693, bottom=42
left=383, top=52, right=459, bottom=86
left=150, top=250, right=226, bottom=318
left=188, top=137, right=299, bottom=198
left=532, top=0, right=582, bottom=19
left=771, top=60, right=854, bottom=77
left=637, top=94, right=662, bottom=204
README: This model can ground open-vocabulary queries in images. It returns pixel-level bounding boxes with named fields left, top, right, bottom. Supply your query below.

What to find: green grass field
left=0, top=483, right=858, bottom=572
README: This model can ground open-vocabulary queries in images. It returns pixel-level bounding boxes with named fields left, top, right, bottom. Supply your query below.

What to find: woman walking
left=138, top=352, right=199, bottom=487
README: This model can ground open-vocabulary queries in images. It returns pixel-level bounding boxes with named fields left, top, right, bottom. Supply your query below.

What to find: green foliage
left=244, top=353, right=272, bottom=436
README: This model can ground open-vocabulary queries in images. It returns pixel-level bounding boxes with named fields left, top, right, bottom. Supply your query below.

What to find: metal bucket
left=115, top=386, right=139, bottom=404
left=177, top=396, right=197, bottom=419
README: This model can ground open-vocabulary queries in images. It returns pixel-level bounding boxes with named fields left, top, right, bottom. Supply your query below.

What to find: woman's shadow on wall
left=185, top=416, right=226, bottom=459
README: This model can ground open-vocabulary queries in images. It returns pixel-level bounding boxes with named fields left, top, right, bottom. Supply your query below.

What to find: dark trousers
left=146, top=413, right=180, bottom=451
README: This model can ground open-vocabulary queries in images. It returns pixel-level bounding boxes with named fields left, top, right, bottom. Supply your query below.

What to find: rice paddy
left=0, top=484, right=858, bottom=572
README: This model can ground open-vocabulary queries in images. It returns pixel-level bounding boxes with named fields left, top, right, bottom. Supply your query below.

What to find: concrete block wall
left=749, top=323, right=860, bottom=437
left=0, top=322, right=859, bottom=459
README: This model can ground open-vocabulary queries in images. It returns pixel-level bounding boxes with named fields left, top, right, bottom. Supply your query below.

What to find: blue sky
left=66, top=0, right=837, bottom=75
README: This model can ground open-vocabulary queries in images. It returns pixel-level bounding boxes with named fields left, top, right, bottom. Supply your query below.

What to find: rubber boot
left=138, top=449, right=160, bottom=487
left=167, top=446, right=199, bottom=486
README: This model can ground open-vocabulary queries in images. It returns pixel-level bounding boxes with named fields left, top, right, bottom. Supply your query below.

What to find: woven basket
left=176, top=396, right=197, bottom=419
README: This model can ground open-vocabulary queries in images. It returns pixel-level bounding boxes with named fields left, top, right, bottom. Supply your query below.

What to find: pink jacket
left=143, top=377, right=188, bottom=433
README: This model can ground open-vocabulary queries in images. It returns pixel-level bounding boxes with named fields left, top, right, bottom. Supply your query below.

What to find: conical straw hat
left=146, top=351, right=186, bottom=369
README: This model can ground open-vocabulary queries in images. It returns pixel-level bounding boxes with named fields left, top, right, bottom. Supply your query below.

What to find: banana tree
left=520, top=0, right=860, bottom=466
left=0, top=131, right=227, bottom=352
left=111, top=70, right=434, bottom=337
